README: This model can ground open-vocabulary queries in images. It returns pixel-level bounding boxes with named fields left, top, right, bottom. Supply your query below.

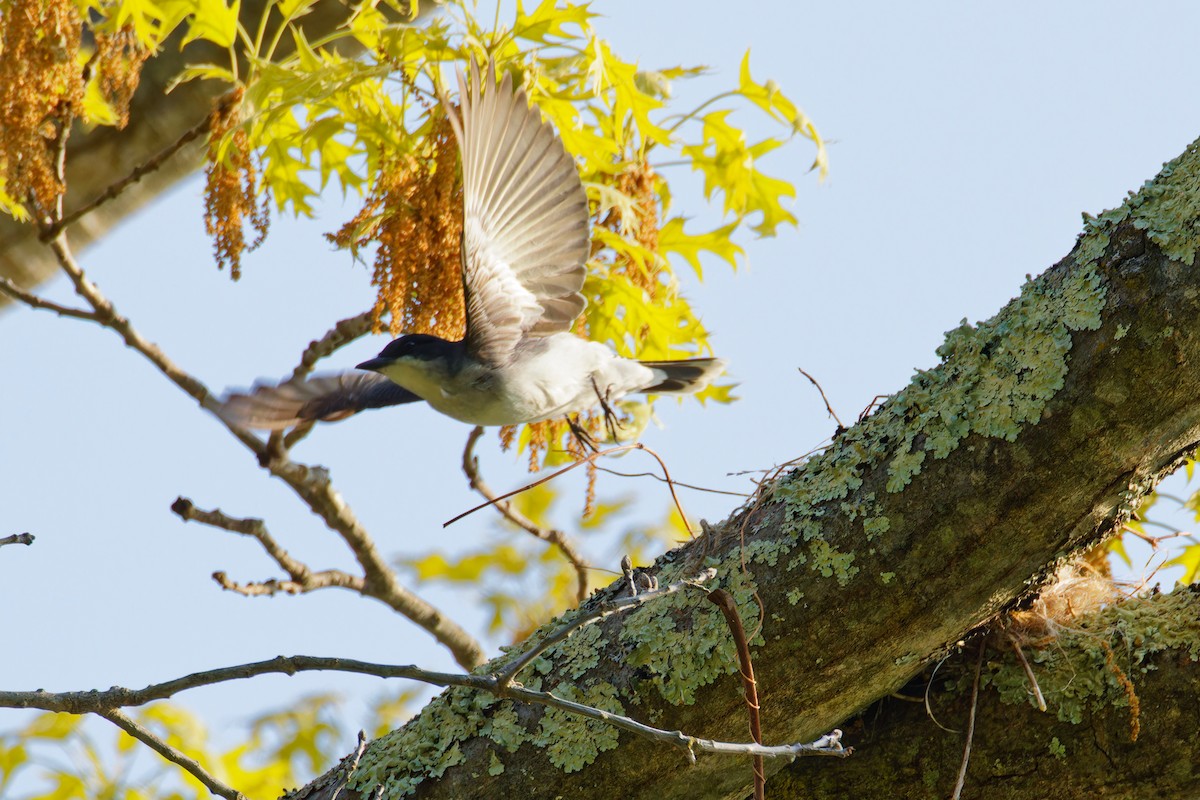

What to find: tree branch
left=291, top=138, right=1200, bottom=799
left=289, top=310, right=377, bottom=384
left=0, top=653, right=847, bottom=764
left=23, top=230, right=484, bottom=668
left=0, top=532, right=35, bottom=548
left=0, top=277, right=97, bottom=321
left=495, top=567, right=718, bottom=688
left=461, top=426, right=593, bottom=603
left=97, top=708, right=246, bottom=800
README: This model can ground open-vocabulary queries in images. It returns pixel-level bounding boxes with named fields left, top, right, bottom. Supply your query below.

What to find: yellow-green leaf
left=658, top=217, right=742, bottom=278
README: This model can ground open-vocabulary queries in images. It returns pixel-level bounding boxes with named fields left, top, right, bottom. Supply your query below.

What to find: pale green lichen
left=348, top=687, right=490, bottom=798
left=481, top=702, right=525, bottom=753
left=621, top=565, right=762, bottom=706
left=880, top=571, right=896, bottom=585
left=862, top=515, right=890, bottom=540
left=786, top=587, right=805, bottom=605
left=744, top=536, right=791, bottom=567
left=534, top=681, right=624, bottom=772
left=1114, top=323, right=1129, bottom=340
left=770, top=209, right=1111, bottom=586
left=807, top=539, right=859, bottom=585
left=1048, top=737, right=1067, bottom=760
left=487, top=751, right=505, bottom=776
left=1077, top=138, right=1200, bottom=269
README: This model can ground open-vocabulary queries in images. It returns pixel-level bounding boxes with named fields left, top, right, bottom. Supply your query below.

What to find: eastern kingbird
left=222, top=62, right=726, bottom=433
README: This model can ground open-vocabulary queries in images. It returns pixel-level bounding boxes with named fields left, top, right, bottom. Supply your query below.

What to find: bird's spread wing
left=221, top=372, right=422, bottom=431
left=442, top=60, right=590, bottom=367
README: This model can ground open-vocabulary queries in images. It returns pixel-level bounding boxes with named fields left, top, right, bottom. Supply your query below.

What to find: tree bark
left=771, top=589, right=1200, bottom=799
left=287, top=137, right=1200, bottom=800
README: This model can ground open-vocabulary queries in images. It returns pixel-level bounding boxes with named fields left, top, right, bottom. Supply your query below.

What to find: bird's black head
left=378, top=333, right=458, bottom=361
left=356, top=334, right=464, bottom=373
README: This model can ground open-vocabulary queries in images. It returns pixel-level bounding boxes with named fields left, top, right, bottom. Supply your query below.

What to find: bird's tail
left=637, top=358, right=727, bottom=395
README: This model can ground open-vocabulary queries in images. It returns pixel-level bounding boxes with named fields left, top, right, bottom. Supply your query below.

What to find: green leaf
left=736, top=50, right=827, bottom=179
left=404, top=546, right=529, bottom=583
left=658, top=217, right=742, bottom=278
left=178, top=0, right=241, bottom=48
left=682, top=110, right=798, bottom=236
left=1165, top=542, right=1200, bottom=584
left=166, top=63, right=238, bottom=92
left=514, top=0, right=596, bottom=45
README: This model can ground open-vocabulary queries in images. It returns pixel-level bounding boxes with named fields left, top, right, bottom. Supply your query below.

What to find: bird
left=221, top=60, right=726, bottom=437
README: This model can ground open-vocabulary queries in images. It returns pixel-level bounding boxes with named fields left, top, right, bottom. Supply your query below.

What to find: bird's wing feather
left=221, top=372, right=422, bottom=431
left=443, top=60, right=590, bottom=367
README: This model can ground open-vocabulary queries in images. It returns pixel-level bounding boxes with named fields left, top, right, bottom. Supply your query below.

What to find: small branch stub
left=0, top=532, right=35, bottom=548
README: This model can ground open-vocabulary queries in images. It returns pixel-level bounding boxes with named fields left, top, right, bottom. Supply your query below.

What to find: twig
left=97, top=708, right=245, bottom=800
left=797, top=368, right=844, bottom=430
left=708, top=588, right=765, bottom=799
left=950, top=641, right=986, bottom=800
left=172, top=497, right=423, bottom=599
left=289, top=310, right=377, bottom=383
left=0, top=278, right=97, bottom=321
left=39, top=93, right=238, bottom=242
left=595, top=466, right=751, bottom=497
left=924, top=656, right=960, bottom=734
left=461, top=426, right=592, bottom=603
left=1009, top=636, right=1047, bottom=712
left=495, top=568, right=717, bottom=688
left=0, top=532, right=35, bottom=548
left=1, top=653, right=850, bottom=764
left=28, top=229, right=483, bottom=669
left=329, top=731, right=369, bottom=800
left=620, top=554, right=637, bottom=596
left=211, top=572, right=305, bottom=596
left=276, top=309, right=375, bottom=452
left=857, top=394, right=888, bottom=424
left=445, top=442, right=691, bottom=539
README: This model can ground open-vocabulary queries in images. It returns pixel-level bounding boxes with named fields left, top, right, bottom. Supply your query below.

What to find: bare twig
left=446, top=441, right=691, bottom=538
left=924, top=656, right=961, bottom=734
left=273, top=309, right=377, bottom=448
left=461, top=426, right=592, bottom=603
left=950, top=641, right=986, bottom=800
left=857, top=394, right=888, bottom=424
left=797, top=368, right=844, bottom=430
left=0, top=278, right=97, bottom=321
left=0, top=532, right=35, bottom=548
left=289, top=310, right=377, bottom=383
left=172, top=497, right=360, bottom=591
left=24, top=230, right=483, bottom=668
left=495, top=568, right=718, bottom=689
left=595, top=466, right=751, bottom=497
left=708, top=588, right=765, bottom=799
left=97, top=708, right=245, bottom=800
left=1009, top=636, right=1047, bottom=712
left=620, top=554, right=637, bottom=596
left=1, top=652, right=849, bottom=766
left=329, top=731, right=370, bottom=800
left=39, top=93, right=237, bottom=242
left=211, top=572, right=305, bottom=596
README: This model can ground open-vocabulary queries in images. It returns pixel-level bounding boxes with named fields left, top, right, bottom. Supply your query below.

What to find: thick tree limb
left=769, top=588, right=1200, bottom=798
left=289, top=138, right=1200, bottom=799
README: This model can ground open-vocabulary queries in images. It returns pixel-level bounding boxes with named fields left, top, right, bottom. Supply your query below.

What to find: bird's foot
left=567, top=415, right=600, bottom=454
left=590, top=377, right=624, bottom=442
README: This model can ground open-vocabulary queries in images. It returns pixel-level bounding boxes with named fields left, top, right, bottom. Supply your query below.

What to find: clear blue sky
left=3, top=0, right=1198, bottom=783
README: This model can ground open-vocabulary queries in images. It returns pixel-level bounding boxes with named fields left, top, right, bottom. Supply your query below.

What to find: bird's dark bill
left=356, top=357, right=391, bottom=371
